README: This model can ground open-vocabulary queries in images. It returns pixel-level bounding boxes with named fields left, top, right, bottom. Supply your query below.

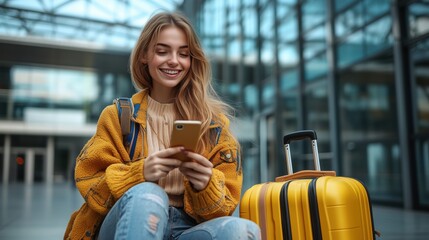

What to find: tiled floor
left=1, top=182, right=429, bottom=240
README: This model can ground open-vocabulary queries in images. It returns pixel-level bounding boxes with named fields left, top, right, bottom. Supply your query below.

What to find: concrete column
left=25, top=148, right=34, bottom=185
left=45, top=136, right=54, bottom=184
left=2, top=135, right=11, bottom=184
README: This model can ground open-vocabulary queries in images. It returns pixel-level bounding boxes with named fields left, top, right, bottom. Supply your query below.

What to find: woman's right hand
left=143, top=147, right=184, bottom=182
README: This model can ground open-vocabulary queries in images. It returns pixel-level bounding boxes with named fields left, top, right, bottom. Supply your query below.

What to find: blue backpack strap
left=114, top=97, right=140, bottom=160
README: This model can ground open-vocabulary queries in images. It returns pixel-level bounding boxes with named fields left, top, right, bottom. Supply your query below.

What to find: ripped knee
left=146, top=213, right=160, bottom=234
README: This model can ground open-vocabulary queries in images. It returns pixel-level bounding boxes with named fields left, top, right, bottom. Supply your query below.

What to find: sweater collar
left=130, top=89, right=226, bottom=129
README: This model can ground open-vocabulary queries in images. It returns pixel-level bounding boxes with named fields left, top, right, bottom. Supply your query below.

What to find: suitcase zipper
left=309, top=179, right=322, bottom=240
left=280, top=182, right=292, bottom=240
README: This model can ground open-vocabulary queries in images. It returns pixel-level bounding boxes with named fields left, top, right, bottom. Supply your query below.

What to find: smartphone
left=170, top=120, right=202, bottom=161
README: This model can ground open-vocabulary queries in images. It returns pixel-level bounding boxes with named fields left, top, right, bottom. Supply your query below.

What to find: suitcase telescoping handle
left=283, top=130, right=320, bottom=174
left=276, top=130, right=335, bottom=182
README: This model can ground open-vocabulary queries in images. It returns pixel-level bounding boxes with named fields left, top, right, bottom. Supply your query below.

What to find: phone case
left=170, top=120, right=202, bottom=161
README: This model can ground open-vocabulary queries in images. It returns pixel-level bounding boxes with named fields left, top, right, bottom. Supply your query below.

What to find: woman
left=64, top=11, right=260, bottom=240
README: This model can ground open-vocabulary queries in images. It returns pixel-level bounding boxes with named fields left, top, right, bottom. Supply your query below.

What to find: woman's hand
left=144, top=147, right=183, bottom=182
left=179, top=151, right=213, bottom=191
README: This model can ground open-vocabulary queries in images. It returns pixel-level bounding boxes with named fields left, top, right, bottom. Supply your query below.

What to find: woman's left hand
left=179, top=151, right=213, bottom=191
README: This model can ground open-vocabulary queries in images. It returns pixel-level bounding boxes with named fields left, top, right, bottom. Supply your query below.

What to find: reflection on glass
left=280, top=69, right=298, bottom=132
left=409, top=3, right=429, bottom=39
left=262, top=79, right=274, bottom=108
left=412, top=38, right=429, bottom=207
left=228, top=40, right=241, bottom=60
left=279, top=44, right=298, bottom=66
left=412, top=40, right=429, bottom=133
left=335, top=0, right=389, bottom=39
left=337, top=16, right=392, bottom=70
left=337, top=31, right=364, bottom=68
left=278, top=8, right=297, bottom=42
left=364, top=0, right=390, bottom=22
left=305, top=53, right=328, bottom=81
left=12, top=66, right=98, bottom=105
left=335, top=2, right=364, bottom=38
left=244, top=40, right=257, bottom=64
left=201, top=0, right=225, bottom=40
left=302, top=0, right=326, bottom=31
left=304, top=79, right=331, bottom=169
left=338, top=57, right=401, bottom=200
left=243, top=8, right=258, bottom=38
left=260, top=3, right=274, bottom=39
left=304, top=26, right=326, bottom=59
left=335, top=0, right=355, bottom=12
left=365, top=16, right=393, bottom=55
left=262, top=41, right=274, bottom=65
left=418, top=139, right=429, bottom=206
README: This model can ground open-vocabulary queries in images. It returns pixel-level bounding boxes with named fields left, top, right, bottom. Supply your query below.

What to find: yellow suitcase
left=240, top=130, right=377, bottom=240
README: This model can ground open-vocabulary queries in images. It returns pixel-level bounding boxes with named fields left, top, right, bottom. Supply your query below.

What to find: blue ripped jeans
left=98, top=182, right=261, bottom=240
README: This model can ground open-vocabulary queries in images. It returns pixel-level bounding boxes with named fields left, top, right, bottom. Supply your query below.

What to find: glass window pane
left=278, top=12, right=297, bottom=42
left=260, top=3, right=274, bottom=39
left=11, top=66, right=98, bottom=105
left=338, top=56, right=401, bottom=200
left=304, top=79, right=331, bottom=169
left=335, top=0, right=356, bottom=12
left=305, top=53, right=328, bottom=81
left=302, top=0, right=326, bottom=31
left=418, top=139, right=429, bottom=207
left=365, top=16, right=393, bottom=55
left=262, top=41, right=274, bottom=65
left=244, top=39, right=257, bottom=64
left=335, top=2, right=364, bottom=38
left=243, top=7, right=258, bottom=38
left=409, top=2, right=429, bottom=39
left=337, top=31, right=364, bottom=68
left=262, top=79, right=274, bottom=108
left=279, top=43, right=299, bottom=66
left=412, top=39, right=429, bottom=133
left=364, top=0, right=390, bottom=22
left=304, top=26, right=326, bottom=59
left=281, top=69, right=298, bottom=92
left=228, top=40, right=241, bottom=60
left=11, top=65, right=99, bottom=123
left=281, top=69, right=299, bottom=132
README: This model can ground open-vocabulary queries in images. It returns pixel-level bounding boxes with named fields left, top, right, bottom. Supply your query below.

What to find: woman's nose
left=167, top=54, right=179, bottom=66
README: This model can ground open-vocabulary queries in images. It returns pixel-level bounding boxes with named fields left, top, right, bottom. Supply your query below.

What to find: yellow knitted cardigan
left=64, top=90, right=243, bottom=239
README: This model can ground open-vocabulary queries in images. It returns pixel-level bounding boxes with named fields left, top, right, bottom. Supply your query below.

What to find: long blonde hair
left=130, top=11, right=236, bottom=152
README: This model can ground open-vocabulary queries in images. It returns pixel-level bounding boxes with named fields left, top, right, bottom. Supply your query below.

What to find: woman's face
left=145, top=26, right=191, bottom=102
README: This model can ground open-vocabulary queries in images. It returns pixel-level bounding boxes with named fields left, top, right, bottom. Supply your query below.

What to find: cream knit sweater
left=146, top=96, right=185, bottom=207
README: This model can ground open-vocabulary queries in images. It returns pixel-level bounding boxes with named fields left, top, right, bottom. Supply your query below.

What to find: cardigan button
left=85, top=231, right=91, bottom=237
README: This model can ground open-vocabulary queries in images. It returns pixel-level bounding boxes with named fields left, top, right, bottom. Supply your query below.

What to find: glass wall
left=193, top=0, right=429, bottom=208
left=0, top=64, right=133, bottom=183
left=1, top=65, right=133, bottom=123
left=338, top=56, right=401, bottom=202
left=1, top=0, right=428, bottom=208
left=412, top=32, right=429, bottom=208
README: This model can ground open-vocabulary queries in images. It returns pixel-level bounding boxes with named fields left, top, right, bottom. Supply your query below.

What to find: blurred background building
left=0, top=0, right=428, bottom=213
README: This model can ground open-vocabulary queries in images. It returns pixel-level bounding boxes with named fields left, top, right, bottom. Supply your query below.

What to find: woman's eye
left=179, top=53, right=189, bottom=57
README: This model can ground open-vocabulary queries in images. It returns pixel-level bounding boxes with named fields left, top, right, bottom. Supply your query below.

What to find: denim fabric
left=98, top=182, right=261, bottom=240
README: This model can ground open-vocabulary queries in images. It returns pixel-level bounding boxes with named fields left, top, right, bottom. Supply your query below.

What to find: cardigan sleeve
left=183, top=116, right=243, bottom=222
left=74, top=105, right=145, bottom=216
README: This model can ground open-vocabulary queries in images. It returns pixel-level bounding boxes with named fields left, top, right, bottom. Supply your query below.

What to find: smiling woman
left=64, top=11, right=261, bottom=240
left=143, top=26, right=191, bottom=102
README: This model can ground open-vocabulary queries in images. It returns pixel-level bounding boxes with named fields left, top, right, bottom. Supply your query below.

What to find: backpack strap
left=113, top=97, right=140, bottom=160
